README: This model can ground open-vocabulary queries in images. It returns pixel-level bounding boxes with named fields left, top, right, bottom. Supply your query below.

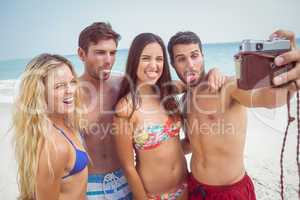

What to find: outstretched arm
left=225, top=79, right=296, bottom=109
left=226, top=29, right=300, bottom=109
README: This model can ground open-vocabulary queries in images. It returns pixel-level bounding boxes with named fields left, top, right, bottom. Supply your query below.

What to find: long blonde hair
left=12, top=54, right=85, bottom=200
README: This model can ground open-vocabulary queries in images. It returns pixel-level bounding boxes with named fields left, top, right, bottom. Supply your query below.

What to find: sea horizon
left=1, top=39, right=300, bottom=103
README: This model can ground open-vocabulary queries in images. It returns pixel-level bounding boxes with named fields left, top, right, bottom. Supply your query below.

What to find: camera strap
left=280, top=81, right=300, bottom=200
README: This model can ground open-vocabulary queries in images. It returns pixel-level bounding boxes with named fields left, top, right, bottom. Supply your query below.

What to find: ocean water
left=1, top=40, right=300, bottom=103
left=0, top=42, right=242, bottom=103
left=0, top=43, right=237, bottom=80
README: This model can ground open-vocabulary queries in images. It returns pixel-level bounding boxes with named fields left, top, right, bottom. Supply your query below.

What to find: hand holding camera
left=234, top=37, right=295, bottom=90
left=233, top=30, right=300, bottom=200
left=270, top=30, right=300, bottom=88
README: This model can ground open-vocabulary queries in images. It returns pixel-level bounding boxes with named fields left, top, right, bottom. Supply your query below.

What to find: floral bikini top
left=133, top=117, right=181, bottom=150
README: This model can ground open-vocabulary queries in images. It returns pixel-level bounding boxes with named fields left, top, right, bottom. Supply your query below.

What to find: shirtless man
left=167, top=30, right=300, bottom=199
left=78, top=22, right=132, bottom=200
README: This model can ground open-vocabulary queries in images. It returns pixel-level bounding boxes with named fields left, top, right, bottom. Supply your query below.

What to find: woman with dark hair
left=113, top=33, right=224, bottom=200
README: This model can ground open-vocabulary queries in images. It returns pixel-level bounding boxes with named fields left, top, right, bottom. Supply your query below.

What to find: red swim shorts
left=188, top=173, right=256, bottom=200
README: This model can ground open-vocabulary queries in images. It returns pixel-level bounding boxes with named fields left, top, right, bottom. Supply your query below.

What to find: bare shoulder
left=115, top=94, right=134, bottom=118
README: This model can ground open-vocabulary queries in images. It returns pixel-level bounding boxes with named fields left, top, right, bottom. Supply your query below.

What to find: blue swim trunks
left=86, top=168, right=132, bottom=200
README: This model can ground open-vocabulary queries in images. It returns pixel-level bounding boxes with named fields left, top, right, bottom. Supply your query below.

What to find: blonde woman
left=12, top=54, right=88, bottom=200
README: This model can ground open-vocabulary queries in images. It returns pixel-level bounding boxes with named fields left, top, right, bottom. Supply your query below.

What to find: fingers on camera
left=272, top=29, right=295, bottom=40
left=276, top=49, right=300, bottom=66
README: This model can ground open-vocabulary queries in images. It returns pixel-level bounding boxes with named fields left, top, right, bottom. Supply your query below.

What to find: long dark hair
left=117, top=33, right=179, bottom=118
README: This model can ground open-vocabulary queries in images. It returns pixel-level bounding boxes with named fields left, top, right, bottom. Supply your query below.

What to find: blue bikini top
left=53, top=124, right=89, bottom=179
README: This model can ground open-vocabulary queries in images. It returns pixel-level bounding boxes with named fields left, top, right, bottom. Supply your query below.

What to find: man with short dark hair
left=78, top=22, right=132, bottom=200
left=167, top=30, right=300, bottom=200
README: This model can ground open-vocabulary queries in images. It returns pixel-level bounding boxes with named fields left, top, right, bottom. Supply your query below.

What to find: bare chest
left=183, top=94, right=246, bottom=141
left=83, top=89, right=118, bottom=136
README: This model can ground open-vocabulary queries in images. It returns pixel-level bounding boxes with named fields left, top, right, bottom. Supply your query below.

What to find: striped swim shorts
left=86, top=168, right=133, bottom=200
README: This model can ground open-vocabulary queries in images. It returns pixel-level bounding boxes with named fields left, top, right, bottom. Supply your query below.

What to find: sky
left=0, top=0, right=300, bottom=60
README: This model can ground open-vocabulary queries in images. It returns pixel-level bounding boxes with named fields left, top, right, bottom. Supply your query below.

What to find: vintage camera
left=234, top=39, right=295, bottom=90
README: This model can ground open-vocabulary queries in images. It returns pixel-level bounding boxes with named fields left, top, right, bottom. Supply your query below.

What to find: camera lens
left=256, top=43, right=263, bottom=51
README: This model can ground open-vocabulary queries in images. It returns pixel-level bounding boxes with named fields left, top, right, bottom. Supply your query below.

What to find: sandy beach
left=0, top=103, right=18, bottom=199
left=0, top=101, right=299, bottom=199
